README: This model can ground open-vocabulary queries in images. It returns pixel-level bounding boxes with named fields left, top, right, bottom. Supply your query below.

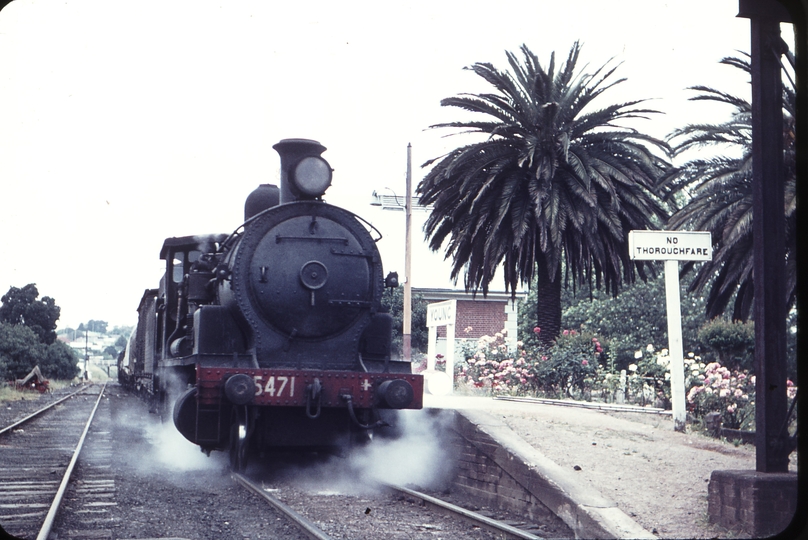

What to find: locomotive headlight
left=292, top=156, right=332, bottom=198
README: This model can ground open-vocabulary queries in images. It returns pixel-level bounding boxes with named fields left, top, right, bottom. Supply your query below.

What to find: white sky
left=0, top=0, right=794, bottom=329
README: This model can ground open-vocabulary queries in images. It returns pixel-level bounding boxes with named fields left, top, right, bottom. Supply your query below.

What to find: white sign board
left=629, top=230, right=712, bottom=261
left=427, top=299, right=456, bottom=328
left=627, top=230, right=711, bottom=433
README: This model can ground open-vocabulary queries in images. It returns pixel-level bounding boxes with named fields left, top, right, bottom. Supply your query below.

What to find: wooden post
left=403, top=144, right=413, bottom=362
left=738, top=0, right=791, bottom=473
left=664, top=260, right=687, bottom=432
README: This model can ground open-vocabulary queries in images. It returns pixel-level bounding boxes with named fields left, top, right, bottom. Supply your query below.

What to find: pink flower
left=596, top=346, right=603, bottom=353
left=581, top=359, right=589, bottom=366
left=533, top=326, right=541, bottom=334
left=541, top=356, right=548, bottom=361
left=562, top=330, right=569, bottom=335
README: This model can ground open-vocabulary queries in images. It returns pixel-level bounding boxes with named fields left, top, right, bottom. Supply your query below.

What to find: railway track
left=234, top=472, right=554, bottom=540
left=2, top=387, right=570, bottom=539
left=0, top=384, right=105, bottom=540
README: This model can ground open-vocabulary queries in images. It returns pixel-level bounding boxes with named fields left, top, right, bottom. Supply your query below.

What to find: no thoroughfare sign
left=629, top=230, right=712, bottom=261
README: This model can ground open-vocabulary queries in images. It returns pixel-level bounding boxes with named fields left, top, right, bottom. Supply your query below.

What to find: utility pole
left=84, top=328, right=89, bottom=380
left=403, top=143, right=413, bottom=362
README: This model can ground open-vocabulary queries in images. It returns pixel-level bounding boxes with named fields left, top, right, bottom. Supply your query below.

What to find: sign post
left=629, top=230, right=712, bottom=432
left=426, top=299, right=456, bottom=395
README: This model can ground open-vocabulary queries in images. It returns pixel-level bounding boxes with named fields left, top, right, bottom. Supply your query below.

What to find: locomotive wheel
left=229, top=407, right=250, bottom=473
left=229, top=423, right=248, bottom=472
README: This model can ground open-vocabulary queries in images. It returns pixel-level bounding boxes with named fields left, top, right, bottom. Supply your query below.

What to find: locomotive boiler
left=119, top=138, right=423, bottom=470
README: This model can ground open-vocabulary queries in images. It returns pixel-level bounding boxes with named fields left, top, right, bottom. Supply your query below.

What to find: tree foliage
left=658, top=54, right=796, bottom=320
left=0, top=284, right=61, bottom=345
left=519, top=272, right=707, bottom=370
left=86, top=320, right=109, bottom=334
left=0, top=284, right=80, bottom=380
left=0, top=322, right=79, bottom=380
left=417, top=42, right=670, bottom=343
left=697, top=318, right=755, bottom=371
left=380, top=286, right=428, bottom=358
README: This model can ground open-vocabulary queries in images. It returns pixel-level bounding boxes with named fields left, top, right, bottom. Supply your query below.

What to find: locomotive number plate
left=196, top=366, right=424, bottom=409
left=253, top=375, right=295, bottom=398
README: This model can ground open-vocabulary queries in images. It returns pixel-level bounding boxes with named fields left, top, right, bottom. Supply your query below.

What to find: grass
left=1, top=363, right=114, bottom=404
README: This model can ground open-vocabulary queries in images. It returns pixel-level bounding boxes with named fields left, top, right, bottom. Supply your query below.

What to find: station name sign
left=628, top=230, right=712, bottom=261
left=427, top=299, right=456, bottom=327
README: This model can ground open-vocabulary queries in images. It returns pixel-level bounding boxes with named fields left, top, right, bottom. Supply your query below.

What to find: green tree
left=42, top=341, right=81, bottom=380
left=380, top=286, right=428, bottom=358
left=658, top=54, right=796, bottom=320
left=697, top=318, right=755, bottom=371
left=86, top=320, right=108, bottom=334
left=0, top=322, right=79, bottom=380
left=556, top=273, right=707, bottom=369
left=0, top=284, right=61, bottom=344
left=417, top=43, right=670, bottom=344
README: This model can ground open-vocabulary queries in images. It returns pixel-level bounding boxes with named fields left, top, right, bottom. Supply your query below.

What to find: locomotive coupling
left=224, top=374, right=256, bottom=405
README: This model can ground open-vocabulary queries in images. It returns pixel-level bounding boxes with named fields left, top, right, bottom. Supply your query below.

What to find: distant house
left=419, top=288, right=523, bottom=343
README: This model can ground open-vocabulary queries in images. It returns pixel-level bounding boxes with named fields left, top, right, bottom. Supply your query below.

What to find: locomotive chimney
left=272, top=138, right=330, bottom=204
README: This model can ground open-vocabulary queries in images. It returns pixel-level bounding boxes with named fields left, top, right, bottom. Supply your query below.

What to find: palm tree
left=658, top=54, right=796, bottom=321
left=417, top=43, right=670, bottom=344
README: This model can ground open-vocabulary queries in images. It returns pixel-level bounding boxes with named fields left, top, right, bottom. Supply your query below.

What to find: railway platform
left=424, top=393, right=798, bottom=539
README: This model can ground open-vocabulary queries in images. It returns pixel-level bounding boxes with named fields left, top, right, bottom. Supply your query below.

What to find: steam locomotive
left=118, top=139, right=423, bottom=470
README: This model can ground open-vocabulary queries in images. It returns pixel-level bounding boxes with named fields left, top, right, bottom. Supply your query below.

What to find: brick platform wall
left=708, top=469, right=798, bottom=537
left=446, top=409, right=655, bottom=539
left=453, top=428, right=560, bottom=524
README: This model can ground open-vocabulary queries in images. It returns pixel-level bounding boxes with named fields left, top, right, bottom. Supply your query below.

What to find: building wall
left=434, top=299, right=519, bottom=342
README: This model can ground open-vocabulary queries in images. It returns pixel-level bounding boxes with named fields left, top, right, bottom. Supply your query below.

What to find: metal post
left=403, top=143, right=413, bottom=362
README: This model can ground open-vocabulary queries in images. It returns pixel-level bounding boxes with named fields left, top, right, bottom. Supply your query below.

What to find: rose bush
left=686, top=361, right=756, bottom=430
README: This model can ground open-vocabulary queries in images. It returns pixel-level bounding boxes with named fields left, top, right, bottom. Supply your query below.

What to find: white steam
left=269, top=409, right=457, bottom=496
left=349, top=409, right=456, bottom=490
left=146, top=421, right=225, bottom=472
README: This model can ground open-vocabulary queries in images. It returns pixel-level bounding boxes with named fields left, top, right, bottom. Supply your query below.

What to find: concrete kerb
left=456, top=408, right=655, bottom=539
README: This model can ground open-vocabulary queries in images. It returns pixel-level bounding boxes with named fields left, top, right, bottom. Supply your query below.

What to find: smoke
left=348, top=409, right=457, bottom=490
left=262, top=409, right=458, bottom=496
left=144, top=420, right=226, bottom=472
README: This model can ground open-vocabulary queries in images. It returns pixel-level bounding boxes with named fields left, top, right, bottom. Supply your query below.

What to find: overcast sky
left=0, top=0, right=795, bottom=330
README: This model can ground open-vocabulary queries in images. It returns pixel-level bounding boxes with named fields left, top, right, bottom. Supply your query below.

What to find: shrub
left=697, top=318, right=754, bottom=371
left=686, top=362, right=756, bottom=430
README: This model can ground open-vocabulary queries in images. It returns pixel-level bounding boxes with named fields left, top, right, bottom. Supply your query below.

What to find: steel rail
left=0, top=384, right=90, bottom=436
left=232, top=473, right=333, bottom=540
left=385, top=483, right=543, bottom=540
left=35, top=383, right=107, bottom=540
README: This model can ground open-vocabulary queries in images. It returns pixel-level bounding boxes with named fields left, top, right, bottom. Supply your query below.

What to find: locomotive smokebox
left=273, top=138, right=332, bottom=203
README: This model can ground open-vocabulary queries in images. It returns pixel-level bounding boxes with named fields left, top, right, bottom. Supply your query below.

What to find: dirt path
left=427, top=394, right=797, bottom=539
